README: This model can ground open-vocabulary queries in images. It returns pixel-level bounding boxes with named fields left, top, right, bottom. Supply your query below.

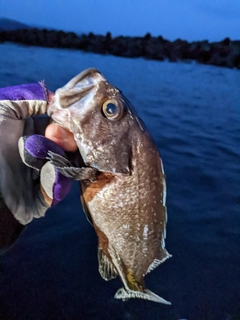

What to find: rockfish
left=48, top=68, right=171, bottom=304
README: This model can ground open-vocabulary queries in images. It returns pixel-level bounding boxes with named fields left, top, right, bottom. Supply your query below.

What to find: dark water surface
left=0, top=43, right=240, bottom=320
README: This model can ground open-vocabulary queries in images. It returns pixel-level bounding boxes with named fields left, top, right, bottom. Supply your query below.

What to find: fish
left=47, top=68, right=171, bottom=304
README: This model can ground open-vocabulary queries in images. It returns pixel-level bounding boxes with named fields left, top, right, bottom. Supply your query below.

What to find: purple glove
left=0, top=82, right=75, bottom=251
left=0, top=82, right=49, bottom=250
left=19, top=134, right=73, bottom=206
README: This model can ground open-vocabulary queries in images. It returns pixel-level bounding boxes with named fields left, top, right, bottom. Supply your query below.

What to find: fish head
left=48, top=68, right=144, bottom=174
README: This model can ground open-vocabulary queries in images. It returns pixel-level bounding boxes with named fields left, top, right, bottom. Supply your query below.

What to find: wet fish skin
left=48, top=68, right=171, bottom=304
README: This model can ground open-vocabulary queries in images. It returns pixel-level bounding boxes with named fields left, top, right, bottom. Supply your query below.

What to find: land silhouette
left=0, top=20, right=239, bottom=69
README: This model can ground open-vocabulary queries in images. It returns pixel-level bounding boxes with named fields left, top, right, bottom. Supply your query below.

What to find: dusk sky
left=1, top=0, right=240, bottom=42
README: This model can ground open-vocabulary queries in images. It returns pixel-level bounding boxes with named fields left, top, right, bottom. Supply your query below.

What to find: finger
left=40, top=162, right=73, bottom=206
left=45, top=123, right=78, bottom=152
left=47, top=91, right=54, bottom=105
left=19, top=134, right=74, bottom=207
left=40, top=183, right=52, bottom=206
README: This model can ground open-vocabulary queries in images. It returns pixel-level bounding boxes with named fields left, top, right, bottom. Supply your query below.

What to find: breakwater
left=0, top=28, right=240, bottom=69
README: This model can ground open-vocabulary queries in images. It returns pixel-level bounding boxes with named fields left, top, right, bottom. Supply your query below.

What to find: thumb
left=40, top=161, right=72, bottom=206
left=45, top=123, right=78, bottom=152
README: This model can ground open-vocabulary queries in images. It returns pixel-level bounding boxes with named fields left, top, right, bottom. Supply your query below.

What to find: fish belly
left=81, top=148, right=171, bottom=303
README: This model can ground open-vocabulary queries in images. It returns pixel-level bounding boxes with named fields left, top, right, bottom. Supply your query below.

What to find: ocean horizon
left=0, top=43, right=240, bottom=320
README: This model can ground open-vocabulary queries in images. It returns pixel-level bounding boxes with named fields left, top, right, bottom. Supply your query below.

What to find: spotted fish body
left=48, top=68, right=171, bottom=304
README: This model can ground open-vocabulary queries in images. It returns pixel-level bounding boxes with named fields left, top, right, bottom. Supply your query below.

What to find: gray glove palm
left=0, top=82, right=70, bottom=250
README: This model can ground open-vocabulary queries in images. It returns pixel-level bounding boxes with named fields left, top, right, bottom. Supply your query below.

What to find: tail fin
left=114, top=287, right=171, bottom=305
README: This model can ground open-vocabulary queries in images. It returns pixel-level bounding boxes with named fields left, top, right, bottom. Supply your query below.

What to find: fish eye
left=102, top=99, right=123, bottom=120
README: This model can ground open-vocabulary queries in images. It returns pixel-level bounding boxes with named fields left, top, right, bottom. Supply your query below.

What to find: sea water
left=0, top=43, right=239, bottom=320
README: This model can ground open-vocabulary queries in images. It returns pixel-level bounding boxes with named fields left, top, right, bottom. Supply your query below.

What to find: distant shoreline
left=0, top=28, right=239, bottom=69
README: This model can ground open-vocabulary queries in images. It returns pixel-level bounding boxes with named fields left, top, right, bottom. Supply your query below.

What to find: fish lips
left=63, top=68, right=104, bottom=90
left=47, top=69, right=106, bottom=121
left=48, top=68, right=106, bottom=118
left=48, top=85, right=97, bottom=134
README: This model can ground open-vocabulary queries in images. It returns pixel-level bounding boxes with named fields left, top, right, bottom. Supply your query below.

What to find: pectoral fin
left=47, top=151, right=97, bottom=181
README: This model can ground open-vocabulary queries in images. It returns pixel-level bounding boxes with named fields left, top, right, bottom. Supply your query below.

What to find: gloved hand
left=0, top=82, right=77, bottom=251
left=19, top=134, right=73, bottom=207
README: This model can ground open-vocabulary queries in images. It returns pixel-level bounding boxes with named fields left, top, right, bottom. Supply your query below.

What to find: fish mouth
left=48, top=68, right=106, bottom=118
left=49, top=109, right=72, bottom=130
left=48, top=68, right=107, bottom=132
left=63, top=68, right=104, bottom=89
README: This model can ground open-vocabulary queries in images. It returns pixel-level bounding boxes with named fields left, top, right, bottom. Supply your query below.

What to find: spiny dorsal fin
left=98, top=246, right=118, bottom=281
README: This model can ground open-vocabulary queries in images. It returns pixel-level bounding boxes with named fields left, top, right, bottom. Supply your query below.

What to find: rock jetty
left=0, top=28, right=239, bottom=69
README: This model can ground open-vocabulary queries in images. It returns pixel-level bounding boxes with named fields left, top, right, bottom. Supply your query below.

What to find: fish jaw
left=47, top=68, right=105, bottom=131
left=48, top=88, right=96, bottom=133
left=49, top=108, right=72, bottom=131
